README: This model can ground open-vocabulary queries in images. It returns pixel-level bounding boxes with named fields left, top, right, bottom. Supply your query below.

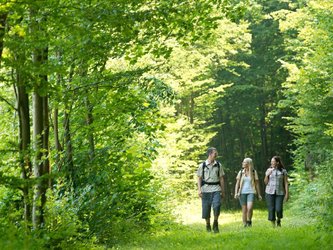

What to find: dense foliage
left=277, top=0, right=333, bottom=230
left=0, top=0, right=331, bottom=248
left=0, top=0, right=223, bottom=248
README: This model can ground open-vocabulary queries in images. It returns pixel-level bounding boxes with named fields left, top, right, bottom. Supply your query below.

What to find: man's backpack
left=201, top=161, right=221, bottom=186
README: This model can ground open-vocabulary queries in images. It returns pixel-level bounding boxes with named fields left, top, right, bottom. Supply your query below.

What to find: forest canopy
left=0, top=0, right=332, bottom=248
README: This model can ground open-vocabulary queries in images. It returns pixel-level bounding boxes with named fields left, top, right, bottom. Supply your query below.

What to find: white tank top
left=241, top=176, right=255, bottom=194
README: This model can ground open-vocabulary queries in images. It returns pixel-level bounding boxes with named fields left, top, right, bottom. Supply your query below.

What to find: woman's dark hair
left=273, top=156, right=285, bottom=171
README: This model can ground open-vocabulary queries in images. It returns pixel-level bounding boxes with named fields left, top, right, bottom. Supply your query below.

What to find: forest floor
left=112, top=200, right=332, bottom=250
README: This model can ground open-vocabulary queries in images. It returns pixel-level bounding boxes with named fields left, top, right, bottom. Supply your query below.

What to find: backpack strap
left=202, top=161, right=206, bottom=181
left=201, top=161, right=221, bottom=186
left=216, top=161, right=221, bottom=177
left=239, top=168, right=255, bottom=178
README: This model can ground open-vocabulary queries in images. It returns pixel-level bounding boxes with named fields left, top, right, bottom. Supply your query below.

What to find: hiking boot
left=246, top=221, right=252, bottom=227
left=206, top=224, right=211, bottom=232
left=277, top=220, right=281, bottom=227
left=213, top=221, right=219, bottom=233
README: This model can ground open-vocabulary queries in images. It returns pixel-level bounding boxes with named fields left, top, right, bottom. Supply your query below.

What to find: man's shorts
left=201, top=191, right=221, bottom=219
left=239, top=193, right=255, bottom=206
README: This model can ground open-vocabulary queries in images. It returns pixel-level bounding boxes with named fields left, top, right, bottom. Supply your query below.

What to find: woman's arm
left=264, top=168, right=273, bottom=185
left=284, top=174, right=289, bottom=202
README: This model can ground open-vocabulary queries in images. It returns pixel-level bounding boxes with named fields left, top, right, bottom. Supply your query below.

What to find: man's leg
left=205, top=218, right=211, bottom=232
left=202, top=193, right=212, bottom=232
left=212, top=192, right=221, bottom=233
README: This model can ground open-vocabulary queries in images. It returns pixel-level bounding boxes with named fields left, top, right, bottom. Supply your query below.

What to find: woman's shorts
left=239, top=193, right=255, bottom=206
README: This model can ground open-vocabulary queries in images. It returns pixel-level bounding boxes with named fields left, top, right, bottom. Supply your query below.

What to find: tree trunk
left=32, top=91, right=44, bottom=229
left=64, top=107, right=75, bottom=187
left=259, top=102, right=268, bottom=195
left=63, top=65, right=75, bottom=188
left=260, top=102, right=268, bottom=166
left=30, top=6, right=49, bottom=228
left=17, top=73, right=32, bottom=224
left=0, top=13, right=7, bottom=62
left=189, top=91, right=194, bottom=124
left=41, top=94, right=50, bottom=221
left=31, top=78, right=49, bottom=229
left=85, top=92, right=95, bottom=160
left=53, top=108, right=63, bottom=171
left=238, top=129, right=245, bottom=158
left=53, top=51, right=64, bottom=172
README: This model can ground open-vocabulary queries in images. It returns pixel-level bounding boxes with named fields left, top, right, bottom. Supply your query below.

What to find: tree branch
left=0, top=94, right=16, bottom=110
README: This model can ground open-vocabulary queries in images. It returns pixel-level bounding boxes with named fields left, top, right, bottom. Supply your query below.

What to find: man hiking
left=197, top=147, right=225, bottom=233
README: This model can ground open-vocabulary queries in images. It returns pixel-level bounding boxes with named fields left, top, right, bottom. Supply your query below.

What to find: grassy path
left=113, top=201, right=332, bottom=250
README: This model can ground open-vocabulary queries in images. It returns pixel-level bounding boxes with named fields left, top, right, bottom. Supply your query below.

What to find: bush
left=289, top=160, right=333, bottom=232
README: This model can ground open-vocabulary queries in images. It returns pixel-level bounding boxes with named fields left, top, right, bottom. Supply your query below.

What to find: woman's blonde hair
left=243, top=157, right=255, bottom=186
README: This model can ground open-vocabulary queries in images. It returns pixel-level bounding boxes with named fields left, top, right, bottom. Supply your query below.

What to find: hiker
left=197, top=147, right=225, bottom=233
left=234, top=158, right=262, bottom=227
left=264, top=156, right=289, bottom=227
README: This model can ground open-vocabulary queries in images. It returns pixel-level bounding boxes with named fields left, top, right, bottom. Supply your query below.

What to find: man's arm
left=198, top=176, right=202, bottom=197
left=220, top=175, right=225, bottom=198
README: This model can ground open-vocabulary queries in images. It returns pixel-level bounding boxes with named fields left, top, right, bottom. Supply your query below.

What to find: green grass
left=112, top=202, right=332, bottom=250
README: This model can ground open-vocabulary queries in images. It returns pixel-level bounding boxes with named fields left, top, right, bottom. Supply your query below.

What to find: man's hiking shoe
left=206, top=224, right=211, bottom=232
left=213, top=221, right=219, bottom=233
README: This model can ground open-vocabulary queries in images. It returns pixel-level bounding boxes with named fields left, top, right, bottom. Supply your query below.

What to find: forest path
left=114, top=200, right=331, bottom=250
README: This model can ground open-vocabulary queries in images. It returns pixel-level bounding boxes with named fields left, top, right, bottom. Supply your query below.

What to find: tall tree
left=0, top=0, right=230, bottom=244
left=149, top=18, right=251, bottom=204
left=212, top=0, right=294, bottom=201
left=278, top=0, right=333, bottom=228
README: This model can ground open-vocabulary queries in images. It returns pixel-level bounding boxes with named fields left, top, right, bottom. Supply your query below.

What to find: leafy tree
left=148, top=18, right=252, bottom=205
left=0, top=0, right=229, bottom=247
left=277, top=0, right=333, bottom=230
